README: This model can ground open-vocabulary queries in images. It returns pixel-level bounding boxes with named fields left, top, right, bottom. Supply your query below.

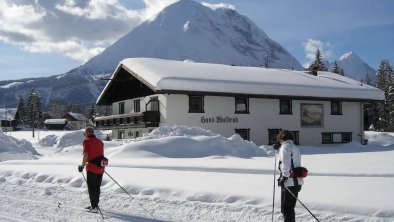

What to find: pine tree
left=332, top=61, right=340, bottom=74
left=25, top=91, right=35, bottom=127
left=25, top=91, right=44, bottom=128
left=340, top=69, right=345, bottom=76
left=308, top=49, right=327, bottom=72
left=87, top=103, right=97, bottom=126
left=35, top=95, right=44, bottom=128
left=16, top=95, right=25, bottom=124
left=376, top=59, right=393, bottom=131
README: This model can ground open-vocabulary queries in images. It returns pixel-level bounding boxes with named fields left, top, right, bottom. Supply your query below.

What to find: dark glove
left=78, top=165, right=84, bottom=172
left=277, top=177, right=288, bottom=187
left=273, top=142, right=281, bottom=150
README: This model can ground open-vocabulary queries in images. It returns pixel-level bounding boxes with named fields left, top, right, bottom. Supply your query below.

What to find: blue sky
left=0, top=0, right=393, bottom=81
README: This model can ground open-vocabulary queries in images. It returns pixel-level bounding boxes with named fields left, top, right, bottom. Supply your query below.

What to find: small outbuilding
left=61, top=112, right=87, bottom=130
left=0, top=108, right=20, bottom=132
left=44, top=119, right=68, bottom=130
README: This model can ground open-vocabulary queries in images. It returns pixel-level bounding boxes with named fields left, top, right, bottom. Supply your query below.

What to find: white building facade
left=95, top=58, right=384, bottom=146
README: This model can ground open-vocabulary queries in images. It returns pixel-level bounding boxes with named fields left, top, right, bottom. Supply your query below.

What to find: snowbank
left=111, top=126, right=267, bottom=158
left=141, top=125, right=217, bottom=138
left=39, top=130, right=104, bottom=150
left=0, top=129, right=38, bottom=161
left=365, top=131, right=394, bottom=146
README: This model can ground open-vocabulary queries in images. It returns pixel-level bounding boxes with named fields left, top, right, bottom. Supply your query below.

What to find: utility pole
left=4, top=104, right=8, bottom=135
left=32, top=93, right=36, bottom=138
left=264, top=54, right=268, bottom=68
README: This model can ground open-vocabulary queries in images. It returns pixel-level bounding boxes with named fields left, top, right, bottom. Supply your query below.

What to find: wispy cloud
left=302, top=38, right=332, bottom=66
left=0, top=0, right=176, bottom=62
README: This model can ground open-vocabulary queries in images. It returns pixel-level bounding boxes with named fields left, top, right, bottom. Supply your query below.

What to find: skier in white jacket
left=277, top=130, right=303, bottom=222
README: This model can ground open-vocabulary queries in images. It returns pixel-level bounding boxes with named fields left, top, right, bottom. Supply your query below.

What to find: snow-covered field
left=0, top=127, right=393, bottom=221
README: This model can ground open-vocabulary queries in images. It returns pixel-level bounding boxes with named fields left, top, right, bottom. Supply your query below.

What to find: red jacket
left=83, top=135, right=104, bottom=174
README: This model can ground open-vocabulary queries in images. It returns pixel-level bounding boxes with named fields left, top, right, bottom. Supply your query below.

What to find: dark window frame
left=235, top=97, right=249, bottom=114
left=188, top=95, right=205, bottom=113
left=331, top=101, right=342, bottom=115
left=147, top=97, right=159, bottom=111
left=291, top=131, right=300, bottom=145
left=268, top=129, right=281, bottom=145
left=134, top=99, right=140, bottom=112
left=119, top=102, right=125, bottom=114
left=341, top=132, right=352, bottom=143
left=279, top=99, right=292, bottom=115
left=235, top=128, right=250, bottom=141
left=118, top=130, right=125, bottom=139
left=322, top=132, right=352, bottom=144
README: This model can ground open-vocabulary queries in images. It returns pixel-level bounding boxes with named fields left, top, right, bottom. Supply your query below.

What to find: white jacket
left=278, top=140, right=304, bottom=187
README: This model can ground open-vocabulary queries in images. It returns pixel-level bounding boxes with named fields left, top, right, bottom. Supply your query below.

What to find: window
left=235, top=97, right=249, bottom=113
left=322, top=132, right=352, bottom=144
left=135, top=131, right=140, bottom=138
left=235, top=129, right=250, bottom=141
left=268, top=129, right=281, bottom=145
left=280, top=99, right=292, bottom=114
left=128, top=131, right=132, bottom=137
left=119, top=102, right=125, bottom=114
left=119, top=118, right=124, bottom=124
left=291, top=131, right=300, bottom=145
left=148, top=97, right=159, bottom=111
left=342, top=132, right=352, bottom=143
left=189, top=96, right=204, bottom=113
left=331, top=101, right=342, bottom=115
left=322, top=133, right=333, bottom=143
left=118, top=130, right=125, bottom=139
left=134, top=99, right=140, bottom=112
left=126, top=117, right=131, bottom=124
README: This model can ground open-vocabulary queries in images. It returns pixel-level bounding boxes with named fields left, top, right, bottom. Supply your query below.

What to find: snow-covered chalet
left=95, top=58, right=385, bottom=145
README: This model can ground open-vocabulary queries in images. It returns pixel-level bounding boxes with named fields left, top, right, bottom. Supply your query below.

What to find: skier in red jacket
left=78, top=127, right=104, bottom=213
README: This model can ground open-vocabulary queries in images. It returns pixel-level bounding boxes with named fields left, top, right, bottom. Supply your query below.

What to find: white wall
left=165, top=95, right=362, bottom=146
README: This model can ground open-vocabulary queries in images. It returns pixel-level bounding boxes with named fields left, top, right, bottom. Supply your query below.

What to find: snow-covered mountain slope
left=333, top=52, right=376, bottom=82
left=83, top=0, right=303, bottom=73
left=1, top=0, right=303, bottom=106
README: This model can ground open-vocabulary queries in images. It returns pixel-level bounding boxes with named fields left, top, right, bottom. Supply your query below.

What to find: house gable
left=97, top=66, right=157, bottom=105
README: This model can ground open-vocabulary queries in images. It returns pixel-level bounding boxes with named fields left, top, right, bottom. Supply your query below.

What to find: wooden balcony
left=94, top=111, right=160, bottom=129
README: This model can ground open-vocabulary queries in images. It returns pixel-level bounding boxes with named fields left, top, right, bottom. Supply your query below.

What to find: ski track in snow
left=0, top=170, right=390, bottom=222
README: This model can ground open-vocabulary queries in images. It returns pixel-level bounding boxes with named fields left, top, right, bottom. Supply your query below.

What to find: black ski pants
left=87, top=171, right=103, bottom=208
left=281, top=185, right=302, bottom=222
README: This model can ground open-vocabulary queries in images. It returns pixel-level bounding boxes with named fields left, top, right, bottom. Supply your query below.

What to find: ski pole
left=271, top=150, right=277, bottom=222
left=284, top=186, right=320, bottom=222
left=104, top=171, right=134, bottom=199
left=81, top=172, right=104, bottom=220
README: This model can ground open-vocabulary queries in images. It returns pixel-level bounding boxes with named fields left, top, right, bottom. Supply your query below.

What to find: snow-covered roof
left=97, top=58, right=385, bottom=104
left=67, top=112, right=86, bottom=121
left=0, top=108, right=18, bottom=121
left=44, top=119, right=67, bottom=125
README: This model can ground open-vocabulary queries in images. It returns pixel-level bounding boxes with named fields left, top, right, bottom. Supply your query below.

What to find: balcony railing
left=94, top=111, right=160, bottom=129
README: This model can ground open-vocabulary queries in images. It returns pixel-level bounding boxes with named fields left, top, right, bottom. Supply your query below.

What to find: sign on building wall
left=201, top=116, right=239, bottom=124
left=301, top=104, right=324, bottom=127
